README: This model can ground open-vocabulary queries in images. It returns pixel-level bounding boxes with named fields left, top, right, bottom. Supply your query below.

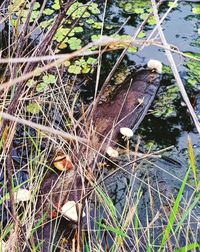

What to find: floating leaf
left=168, top=2, right=178, bottom=8
left=58, top=42, right=68, bottom=49
left=185, top=53, right=200, bottom=90
left=82, top=66, right=90, bottom=73
left=137, top=31, right=145, bottom=38
left=87, top=57, right=96, bottom=65
left=64, top=60, right=70, bottom=67
left=88, top=3, right=100, bottom=14
left=91, top=34, right=101, bottom=41
left=82, top=11, right=90, bottom=18
left=43, top=74, right=56, bottom=84
left=40, top=19, right=53, bottom=29
left=134, top=8, right=144, bottom=14
left=75, top=58, right=87, bottom=67
left=124, top=3, right=132, bottom=12
left=43, top=8, right=54, bottom=15
left=32, top=2, right=40, bottom=10
left=36, top=82, right=48, bottom=92
left=52, top=0, right=60, bottom=10
left=128, top=46, right=137, bottom=54
left=26, top=103, right=40, bottom=114
left=192, top=6, right=200, bottom=15
left=26, top=79, right=36, bottom=88
left=92, top=22, right=102, bottom=29
left=68, top=65, right=82, bottom=74
left=68, top=37, right=81, bottom=50
left=148, top=16, right=156, bottom=25
left=73, top=26, right=83, bottom=33
left=86, top=18, right=95, bottom=24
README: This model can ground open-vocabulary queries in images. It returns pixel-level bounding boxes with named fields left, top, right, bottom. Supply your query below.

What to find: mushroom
left=53, top=154, right=73, bottom=171
left=106, top=146, right=119, bottom=158
left=0, top=240, right=7, bottom=252
left=147, top=59, right=162, bottom=74
left=14, top=188, right=31, bottom=203
left=61, top=201, right=85, bottom=222
left=120, top=127, right=133, bottom=139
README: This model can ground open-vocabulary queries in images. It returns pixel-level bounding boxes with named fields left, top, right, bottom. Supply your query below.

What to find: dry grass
left=0, top=0, right=199, bottom=251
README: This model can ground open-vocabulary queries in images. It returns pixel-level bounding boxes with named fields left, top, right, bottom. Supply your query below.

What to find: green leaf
left=158, top=167, right=191, bottom=252
left=134, top=8, right=144, bottom=14
left=192, top=6, right=200, bottom=15
left=36, top=82, right=48, bottom=92
left=75, top=58, right=87, bottom=66
left=68, top=37, right=81, bottom=50
left=63, top=60, right=70, bottom=67
left=88, top=3, right=100, bottom=14
left=188, top=136, right=197, bottom=189
left=174, top=243, right=200, bottom=252
left=91, top=34, right=101, bottom=41
left=137, top=31, right=145, bottom=39
left=40, top=19, right=53, bottom=29
left=43, top=8, right=54, bottom=15
left=68, top=65, right=82, bottom=74
left=128, top=46, right=137, bottom=54
left=124, top=3, right=132, bottom=12
left=86, top=18, right=95, bottom=25
left=148, top=16, right=156, bottom=25
left=92, top=22, right=102, bottom=29
left=82, top=11, right=91, bottom=18
left=26, top=79, right=36, bottom=87
left=82, top=66, right=90, bottom=73
left=73, top=26, right=83, bottom=33
left=42, top=74, right=56, bottom=84
left=87, top=57, right=96, bottom=65
left=26, top=103, right=40, bottom=114
left=168, top=2, right=178, bottom=8
left=52, top=3, right=60, bottom=10
left=52, top=0, right=60, bottom=10
left=32, top=2, right=40, bottom=10
left=96, top=221, right=127, bottom=237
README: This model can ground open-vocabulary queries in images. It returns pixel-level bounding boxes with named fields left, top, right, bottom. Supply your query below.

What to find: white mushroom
left=14, top=188, right=31, bottom=203
left=147, top=59, right=162, bottom=74
left=120, top=127, right=133, bottom=138
left=0, top=240, right=7, bottom=252
left=106, top=146, right=119, bottom=158
left=61, top=201, right=85, bottom=222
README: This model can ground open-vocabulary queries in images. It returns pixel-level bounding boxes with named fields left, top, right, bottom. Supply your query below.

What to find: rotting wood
left=34, top=68, right=161, bottom=250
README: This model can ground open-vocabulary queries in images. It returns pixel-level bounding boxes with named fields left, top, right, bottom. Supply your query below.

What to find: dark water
left=89, top=1, right=200, bottom=250
left=0, top=0, right=200, bottom=250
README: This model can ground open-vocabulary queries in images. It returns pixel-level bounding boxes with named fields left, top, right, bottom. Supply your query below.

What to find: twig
left=0, top=112, right=87, bottom=144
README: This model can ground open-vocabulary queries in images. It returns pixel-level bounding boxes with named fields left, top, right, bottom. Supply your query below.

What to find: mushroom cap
left=120, top=127, right=134, bottom=138
left=61, top=201, right=85, bottom=222
left=147, top=59, right=162, bottom=74
left=0, top=240, right=7, bottom=252
left=53, top=154, right=73, bottom=171
left=106, top=146, right=119, bottom=158
left=14, top=188, right=31, bottom=203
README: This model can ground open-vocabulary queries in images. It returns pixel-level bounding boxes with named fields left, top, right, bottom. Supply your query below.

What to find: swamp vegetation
left=0, top=0, right=200, bottom=251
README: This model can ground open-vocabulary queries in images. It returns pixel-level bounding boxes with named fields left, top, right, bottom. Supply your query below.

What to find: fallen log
left=91, top=68, right=161, bottom=153
left=35, top=66, right=161, bottom=250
